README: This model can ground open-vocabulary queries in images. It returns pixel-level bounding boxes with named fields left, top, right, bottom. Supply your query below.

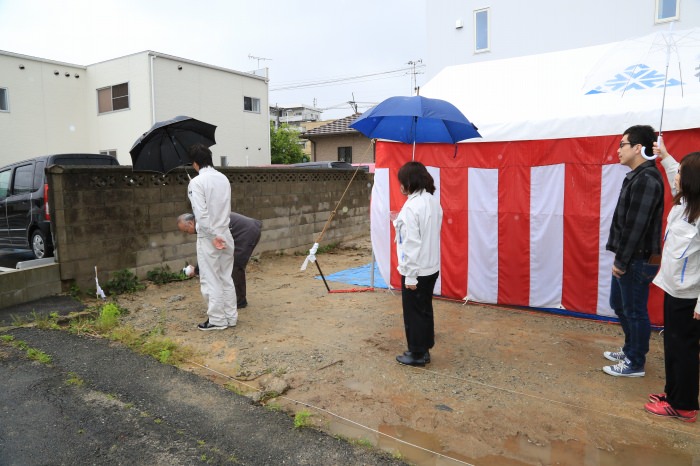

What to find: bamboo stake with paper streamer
left=299, top=159, right=367, bottom=271
left=95, top=266, right=106, bottom=300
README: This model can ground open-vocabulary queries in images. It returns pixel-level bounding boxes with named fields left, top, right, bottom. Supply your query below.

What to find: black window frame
left=338, top=146, right=353, bottom=163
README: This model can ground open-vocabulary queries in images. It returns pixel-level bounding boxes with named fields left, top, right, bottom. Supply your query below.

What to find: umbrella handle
left=641, top=135, right=661, bottom=161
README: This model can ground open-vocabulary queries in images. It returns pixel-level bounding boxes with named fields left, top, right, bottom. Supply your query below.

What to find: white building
left=270, top=104, right=323, bottom=128
left=0, top=50, right=271, bottom=167
left=425, top=0, right=700, bottom=80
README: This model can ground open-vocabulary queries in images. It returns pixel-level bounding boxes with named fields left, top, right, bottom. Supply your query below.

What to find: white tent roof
left=422, top=31, right=700, bottom=142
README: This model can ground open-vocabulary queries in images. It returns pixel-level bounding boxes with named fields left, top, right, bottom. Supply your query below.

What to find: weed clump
left=146, top=265, right=186, bottom=285
left=104, top=269, right=144, bottom=295
left=95, top=303, right=123, bottom=332
left=294, top=410, right=312, bottom=429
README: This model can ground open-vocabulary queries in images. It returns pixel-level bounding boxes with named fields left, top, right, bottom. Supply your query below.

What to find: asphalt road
left=0, top=326, right=406, bottom=466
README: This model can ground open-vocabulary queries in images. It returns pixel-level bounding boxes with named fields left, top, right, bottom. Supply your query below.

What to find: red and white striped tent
left=370, top=39, right=700, bottom=325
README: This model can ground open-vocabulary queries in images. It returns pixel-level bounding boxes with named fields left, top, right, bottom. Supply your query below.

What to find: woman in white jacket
left=645, top=141, right=700, bottom=423
left=393, top=162, right=443, bottom=367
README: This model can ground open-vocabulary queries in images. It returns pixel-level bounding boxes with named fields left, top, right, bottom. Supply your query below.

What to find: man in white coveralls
left=187, top=144, right=237, bottom=330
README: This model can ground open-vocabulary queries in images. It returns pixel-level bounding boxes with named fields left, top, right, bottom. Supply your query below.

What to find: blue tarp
left=316, top=263, right=388, bottom=289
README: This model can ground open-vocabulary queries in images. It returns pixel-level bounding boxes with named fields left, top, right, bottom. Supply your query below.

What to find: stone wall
left=46, top=165, right=372, bottom=292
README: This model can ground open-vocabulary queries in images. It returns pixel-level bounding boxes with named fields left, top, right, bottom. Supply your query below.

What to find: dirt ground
left=112, top=237, right=700, bottom=466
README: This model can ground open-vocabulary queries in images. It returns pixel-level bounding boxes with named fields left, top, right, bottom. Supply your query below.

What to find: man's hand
left=406, top=284, right=417, bottom=290
left=612, top=265, right=625, bottom=278
left=213, top=236, right=227, bottom=250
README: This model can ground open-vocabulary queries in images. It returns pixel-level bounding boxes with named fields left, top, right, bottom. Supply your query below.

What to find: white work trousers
left=196, top=231, right=237, bottom=327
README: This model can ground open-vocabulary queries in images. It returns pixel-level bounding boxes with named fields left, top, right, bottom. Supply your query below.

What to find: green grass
left=65, top=372, right=84, bottom=386
left=294, top=410, right=312, bottom=429
left=26, top=347, right=52, bottom=364
left=95, top=303, right=122, bottom=332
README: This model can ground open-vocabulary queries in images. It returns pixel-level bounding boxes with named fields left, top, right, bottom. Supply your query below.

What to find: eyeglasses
left=619, top=142, right=635, bottom=149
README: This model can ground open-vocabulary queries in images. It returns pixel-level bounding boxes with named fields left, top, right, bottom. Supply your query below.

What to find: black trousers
left=663, top=293, right=700, bottom=410
left=232, top=264, right=246, bottom=305
left=401, top=271, right=439, bottom=353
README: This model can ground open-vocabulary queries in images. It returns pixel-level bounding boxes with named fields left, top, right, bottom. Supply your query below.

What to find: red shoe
left=648, top=392, right=667, bottom=403
left=645, top=401, right=697, bottom=422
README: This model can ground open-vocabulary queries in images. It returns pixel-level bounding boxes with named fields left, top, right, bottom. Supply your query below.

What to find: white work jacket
left=393, top=189, right=443, bottom=286
left=187, top=166, right=232, bottom=240
left=653, top=156, right=700, bottom=314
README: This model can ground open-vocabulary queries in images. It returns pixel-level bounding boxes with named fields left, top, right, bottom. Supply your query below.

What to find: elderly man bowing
left=187, top=144, right=237, bottom=331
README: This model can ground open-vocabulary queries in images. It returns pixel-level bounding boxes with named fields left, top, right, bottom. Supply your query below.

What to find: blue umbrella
left=349, top=95, right=480, bottom=158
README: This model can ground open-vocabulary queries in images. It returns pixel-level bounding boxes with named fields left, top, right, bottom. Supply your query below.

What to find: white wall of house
left=425, top=0, right=700, bottom=81
left=85, top=52, right=153, bottom=163
left=0, top=53, right=87, bottom=164
left=0, top=50, right=271, bottom=167
left=151, top=54, right=270, bottom=167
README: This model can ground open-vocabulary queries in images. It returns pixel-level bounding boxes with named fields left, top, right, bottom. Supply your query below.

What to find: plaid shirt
left=606, top=160, right=664, bottom=272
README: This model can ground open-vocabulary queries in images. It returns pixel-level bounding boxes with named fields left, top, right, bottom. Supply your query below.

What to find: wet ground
left=108, top=239, right=700, bottom=466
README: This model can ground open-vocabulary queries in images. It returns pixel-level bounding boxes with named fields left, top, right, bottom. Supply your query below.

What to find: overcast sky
left=0, top=0, right=427, bottom=119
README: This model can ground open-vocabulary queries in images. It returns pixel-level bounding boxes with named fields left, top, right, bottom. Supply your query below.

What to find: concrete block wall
left=0, top=264, right=62, bottom=309
left=47, top=165, right=372, bottom=291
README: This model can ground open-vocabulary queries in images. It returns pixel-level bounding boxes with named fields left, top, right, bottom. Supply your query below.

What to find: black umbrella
left=129, top=115, right=217, bottom=173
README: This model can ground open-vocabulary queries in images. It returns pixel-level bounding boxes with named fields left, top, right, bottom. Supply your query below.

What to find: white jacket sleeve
left=660, top=155, right=680, bottom=196
left=188, top=179, right=214, bottom=239
left=397, top=206, right=422, bottom=286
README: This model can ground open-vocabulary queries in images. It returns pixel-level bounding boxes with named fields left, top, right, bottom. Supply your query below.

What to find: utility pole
left=248, top=54, right=272, bottom=68
left=407, top=59, right=423, bottom=95
left=348, top=93, right=358, bottom=113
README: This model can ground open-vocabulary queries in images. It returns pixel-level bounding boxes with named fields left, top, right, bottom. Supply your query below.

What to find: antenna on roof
left=248, top=54, right=272, bottom=68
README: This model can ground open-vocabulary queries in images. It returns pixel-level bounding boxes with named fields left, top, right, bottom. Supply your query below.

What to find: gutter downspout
left=149, top=53, right=156, bottom=124
left=265, top=67, right=270, bottom=167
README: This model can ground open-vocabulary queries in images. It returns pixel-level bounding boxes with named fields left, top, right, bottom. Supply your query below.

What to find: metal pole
left=315, top=258, right=331, bottom=292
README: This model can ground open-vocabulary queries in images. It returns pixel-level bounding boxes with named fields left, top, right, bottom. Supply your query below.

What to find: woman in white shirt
left=645, top=141, right=700, bottom=423
left=393, top=162, right=443, bottom=367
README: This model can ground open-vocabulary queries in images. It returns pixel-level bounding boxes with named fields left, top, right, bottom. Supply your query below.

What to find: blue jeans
left=609, top=259, right=659, bottom=369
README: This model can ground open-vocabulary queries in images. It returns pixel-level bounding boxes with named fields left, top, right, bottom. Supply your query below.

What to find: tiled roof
left=301, top=113, right=363, bottom=138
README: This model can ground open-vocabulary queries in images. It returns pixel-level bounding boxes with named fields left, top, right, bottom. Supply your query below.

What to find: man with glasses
left=603, top=125, right=665, bottom=377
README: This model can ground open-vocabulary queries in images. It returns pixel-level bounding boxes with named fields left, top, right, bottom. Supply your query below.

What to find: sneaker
left=649, top=392, right=667, bottom=403
left=197, top=320, right=227, bottom=331
left=602, top=358, right=645, bottom=377
left=603, top=348, right=625, bottom=362
left=644, top=401, right=697, bottom=422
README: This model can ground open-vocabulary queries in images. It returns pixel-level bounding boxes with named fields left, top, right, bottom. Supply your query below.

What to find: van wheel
left=31, top=230, right=53, bottom=259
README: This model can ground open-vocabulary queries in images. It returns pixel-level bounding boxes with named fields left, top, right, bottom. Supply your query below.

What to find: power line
left=269, top=64, right=425, bottom=92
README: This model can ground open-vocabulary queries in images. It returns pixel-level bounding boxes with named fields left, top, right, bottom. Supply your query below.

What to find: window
left=13, top=164, right=34, bottom=194
left=656, top=0, right=680, bottom=22
left=474, top=8, right=490, bottom=53
left=0, top=87, right=8, bottom=112
left=97, top=83, right=129, bottom=114
left=0, top=170, right=10, bottom=198
left=244, top=96, right=261, bottom=113
left=338, top=147, right=352, bottom=163
left=32, top=161, right=45, bottom=190
left=100, top=150, right=117, bottom=157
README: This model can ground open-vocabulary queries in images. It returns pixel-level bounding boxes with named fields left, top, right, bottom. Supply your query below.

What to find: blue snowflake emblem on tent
left=586, top=64, right=682, bottom=94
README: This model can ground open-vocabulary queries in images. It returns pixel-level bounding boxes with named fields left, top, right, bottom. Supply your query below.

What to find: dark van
left=0, top=154, right=120, bottom=259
